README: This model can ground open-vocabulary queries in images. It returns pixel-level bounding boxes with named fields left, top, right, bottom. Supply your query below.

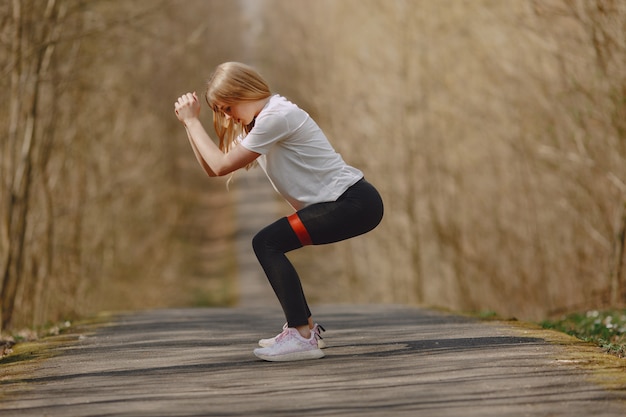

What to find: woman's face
left=216, top=100, right=258, bottom=126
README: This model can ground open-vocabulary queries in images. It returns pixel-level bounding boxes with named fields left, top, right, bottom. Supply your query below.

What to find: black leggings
left=252, top=178, right=384, bottom=327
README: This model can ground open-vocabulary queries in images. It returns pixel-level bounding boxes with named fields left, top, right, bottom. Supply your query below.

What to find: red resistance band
left=287, top=213, right=313, bottom=246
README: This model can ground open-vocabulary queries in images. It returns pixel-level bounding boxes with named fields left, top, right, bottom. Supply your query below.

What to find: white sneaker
left=253, top=327, right=324, bottom=362
left=258, top=323, right=326, bottom=348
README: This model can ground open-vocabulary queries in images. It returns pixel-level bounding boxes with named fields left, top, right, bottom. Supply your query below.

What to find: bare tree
left=1, top=0, right=68, bottom=330
left=255, top=0, right=626, bottom=319
left=0, top=0, right=246, bottom=331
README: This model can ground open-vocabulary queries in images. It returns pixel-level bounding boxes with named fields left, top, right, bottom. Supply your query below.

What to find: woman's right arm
left=175, top=92, right=260, bottom=177
left=183, top=117, right=259, bottom=176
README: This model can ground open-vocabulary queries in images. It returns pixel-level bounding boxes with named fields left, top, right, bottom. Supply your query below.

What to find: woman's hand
left=174, top=92, right=201, bottom=124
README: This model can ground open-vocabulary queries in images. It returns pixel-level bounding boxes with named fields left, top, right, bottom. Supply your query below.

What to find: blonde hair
left=205, top=62, right=271, bottom=160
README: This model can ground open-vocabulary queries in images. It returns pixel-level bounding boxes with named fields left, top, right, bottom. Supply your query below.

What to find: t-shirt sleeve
left=240, top=112, right=289, bottom=155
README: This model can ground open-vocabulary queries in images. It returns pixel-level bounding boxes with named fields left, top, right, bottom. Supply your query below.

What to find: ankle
left=295, top=325, right=311, bottom=339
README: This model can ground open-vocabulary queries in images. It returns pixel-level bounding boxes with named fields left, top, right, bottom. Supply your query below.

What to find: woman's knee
left=251, top=230, right=265, bottom=256
left=252, top=218, right=301, bottom=256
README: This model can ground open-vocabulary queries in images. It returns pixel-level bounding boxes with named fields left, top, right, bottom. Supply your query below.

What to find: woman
left=174, top=62, right=383, bottom=362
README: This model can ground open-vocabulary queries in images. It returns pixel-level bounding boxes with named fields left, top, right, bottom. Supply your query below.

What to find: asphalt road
left=1, top=304, right=626, bottom=416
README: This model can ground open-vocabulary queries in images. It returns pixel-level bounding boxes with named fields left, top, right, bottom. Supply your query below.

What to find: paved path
left=1, top=304, right=626, bottom=416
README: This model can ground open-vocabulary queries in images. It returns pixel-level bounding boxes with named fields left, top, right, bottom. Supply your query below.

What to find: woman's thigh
left=298, top=179, right=384, bottom=245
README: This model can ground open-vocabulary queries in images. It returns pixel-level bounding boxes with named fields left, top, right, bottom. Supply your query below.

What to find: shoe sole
left=254, top=348, right=325, bottom=362
left=259, top=339, right=327, bottom=349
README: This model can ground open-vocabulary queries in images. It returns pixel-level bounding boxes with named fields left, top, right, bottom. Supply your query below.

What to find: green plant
left=541, top=310, right=626, bottom=358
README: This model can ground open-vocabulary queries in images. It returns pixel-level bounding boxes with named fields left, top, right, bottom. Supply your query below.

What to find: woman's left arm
left=184, top=126, right=217, bottom=177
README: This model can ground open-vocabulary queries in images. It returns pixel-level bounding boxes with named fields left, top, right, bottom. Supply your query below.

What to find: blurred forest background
left=1, top=0, right=625, bottom=331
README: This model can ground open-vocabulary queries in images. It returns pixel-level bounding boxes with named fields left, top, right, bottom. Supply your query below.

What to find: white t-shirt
left=240, top=95, right=363, bottom=210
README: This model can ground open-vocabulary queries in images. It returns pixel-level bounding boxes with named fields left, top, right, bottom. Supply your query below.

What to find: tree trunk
left=610, top=201, right=626, bottom=305
left=1, top=0, right=58, bottom=330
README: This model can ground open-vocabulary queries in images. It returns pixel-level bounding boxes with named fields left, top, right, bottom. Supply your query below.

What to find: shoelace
left=313, top=324, right=326, bottom=340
